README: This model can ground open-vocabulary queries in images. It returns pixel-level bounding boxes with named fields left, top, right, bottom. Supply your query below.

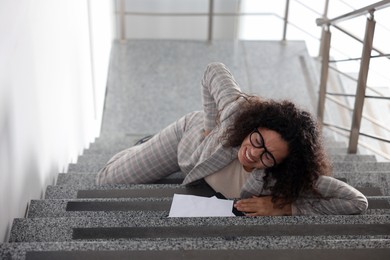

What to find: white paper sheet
left=168, top=194, right=235, bottom=217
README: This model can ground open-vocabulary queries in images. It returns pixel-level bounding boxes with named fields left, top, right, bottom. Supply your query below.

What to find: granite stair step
left=80, top=145, right=353, bottom=158
left=329, top=154, right=377, bottom=162
left=331, top=172, right=390, bottom=196
left=324, top=142, right=347, bottom=148
left=72, top=153, right=374, bottom=165
left=326, top=148, right=349, bottom=154
left=56, top=172, right=186, bottom=186
left=44, top=182, right=389, bottom=200
left=55, top=171, right=390, bottom=193
left=26, top=196, right=390, bottom=218
left=45, top=183, right=217, bottom=200
left=87, top=134, right=342, bottom=150
left=9, top=215, right=390, bottom=243
left=81, top=135, right=347, bottom=158
left=67, top=154, right=378, bottom=174
left=27, top=198, right=171, bottom=218
left=330, top=162, right=390, bottom=173
left=2, top=239, right=390, bottom=260
left=81, top=135, right=147, bottom=156
left=66, top=160, right=389, bottom=176
left=59, top=168, right=390, bottom=187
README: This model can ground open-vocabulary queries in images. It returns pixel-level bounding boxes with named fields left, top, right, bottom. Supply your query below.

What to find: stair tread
left=9, top=215, right=390, bottom=243
left=57, top=170, right=387, bottom=187
left=26, top=196, right=390, bottom=218
left=57, top=172, right=186, bottom=186
left=45, top=178, right=390, bottom=199
left=67, top=154, right=378, bottom=173
left=2, top=239, right=390, bottom=260
left=67, top=160, right=389, bottom=174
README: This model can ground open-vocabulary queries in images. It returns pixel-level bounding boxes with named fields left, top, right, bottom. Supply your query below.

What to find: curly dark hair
left=221, top=95, right=331, bottom=207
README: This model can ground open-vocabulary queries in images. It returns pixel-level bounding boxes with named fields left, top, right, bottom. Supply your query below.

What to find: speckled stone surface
left=77, top=135, right=351, bottom=157
left=2, top=238, right=390, bottom=260
left=67, top=133, right=380, bottom=175
left=9, top=215, right=390, bottom=243
left=329, top=154, right=377, bottom=162
left=56, top=172, right=185, bottom=186
left=2, top=239, right=390, bottom=260
left=332, top=172, right=390, bottom=195
left=82, top=143, right=350, bottom=157
left=58, top=168, right=386, bottom=187
left=67, top=159, right=388, bottom=174
left=82, top=135, right=144, bottom=156
left=45, top=184, right=186, bottom=199
left=27, top=198, right=172, bottom=218
left=81, top=137, right=350, bottom=157
left=332, top=162, right=390, bottom=173
left=56, top=173, right=99, bottom=186
left=26, top=197, right=390, bottom=218
left=48, top=171, right=390, bottom=200
left=67, top=152, right=378, bottom=174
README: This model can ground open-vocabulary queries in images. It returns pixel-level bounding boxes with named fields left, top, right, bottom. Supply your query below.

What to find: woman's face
left=238, top=127, right=289, bottom=171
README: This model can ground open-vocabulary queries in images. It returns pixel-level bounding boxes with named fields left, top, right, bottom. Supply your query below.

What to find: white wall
left=0, top=0, right=114, bottom=242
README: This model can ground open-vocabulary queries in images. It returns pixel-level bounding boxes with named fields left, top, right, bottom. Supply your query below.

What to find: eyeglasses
left=249, top=128, right=277, bottom=168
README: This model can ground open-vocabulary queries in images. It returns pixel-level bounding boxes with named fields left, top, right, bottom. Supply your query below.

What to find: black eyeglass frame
left=249, top=128, right=277, bottom=168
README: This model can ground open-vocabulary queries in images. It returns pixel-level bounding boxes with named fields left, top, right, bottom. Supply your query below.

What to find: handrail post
left=317, top=25, right=331, bottom=125
left=120, top=0, right=126, bottom=43
left=207, top=0, right=214, bottom=43
left=282, top=0, right=290, bottom=41
left=318, top=0, right=330, bottom=56
left=348, top=11, right=376, bottom=153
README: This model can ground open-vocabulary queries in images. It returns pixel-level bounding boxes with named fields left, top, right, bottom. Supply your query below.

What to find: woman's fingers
left=234, top=196, right=291, bottom=216
left=234, top=196, right=269, bottom=213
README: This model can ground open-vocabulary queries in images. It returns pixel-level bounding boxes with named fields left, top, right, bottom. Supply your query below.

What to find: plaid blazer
left=179, top=62, right=368, bottom=215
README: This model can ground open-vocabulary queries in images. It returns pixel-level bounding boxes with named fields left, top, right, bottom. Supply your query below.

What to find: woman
left=96, top=62, right=368, bottom=216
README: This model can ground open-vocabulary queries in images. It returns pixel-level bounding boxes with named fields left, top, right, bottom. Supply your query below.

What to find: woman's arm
left=237, top=174, right=368, bottom=216
left=291, top=176, right=368, bottom=215
left=202, top=62, right=242, bottom=133
left=235, top=171, right=292, bottom=216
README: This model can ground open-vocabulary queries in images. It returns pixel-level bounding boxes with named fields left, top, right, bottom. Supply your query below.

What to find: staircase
left=1, top=40, right=390, bottom=259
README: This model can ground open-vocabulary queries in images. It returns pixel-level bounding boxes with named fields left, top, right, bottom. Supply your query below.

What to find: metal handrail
left=117, top=0, right=290, bottom=41
left=323, top=122, right=390, bottom=144
left=316, top=0, right=390, bottom=154
left=208, top=0, right=214, bottom=42
left=115, top=11, right=283, bottom=17
left=119, top=0, right=125, bottom=43
left=316, top=0, right=390, bottom=26
left=282, top=0, right=290, bottom=41
left=328, top=65, right=386, bottom=98
left=330, top=54, right=390, bottom=62
left=115, top=0, right=327, bottom=44
left=326, top=92, right=390, bottom=100
left=324, top=124, right=390, bottom=160
left=294, top=0, right=322, bottom=16
left=332, top=24, right=390, bottom=60
left=325, top=95, right=390, bottom=133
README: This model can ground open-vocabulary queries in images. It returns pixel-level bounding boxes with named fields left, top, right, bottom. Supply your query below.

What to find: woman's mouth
left=244, top=147, right=256, bottom=163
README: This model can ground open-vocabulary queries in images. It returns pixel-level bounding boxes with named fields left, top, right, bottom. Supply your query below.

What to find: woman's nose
left=251, top=147, right=264, bottom=158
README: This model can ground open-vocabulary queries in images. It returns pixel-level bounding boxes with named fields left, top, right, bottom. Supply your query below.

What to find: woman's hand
left=234, top=196, right=292, bottom=216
